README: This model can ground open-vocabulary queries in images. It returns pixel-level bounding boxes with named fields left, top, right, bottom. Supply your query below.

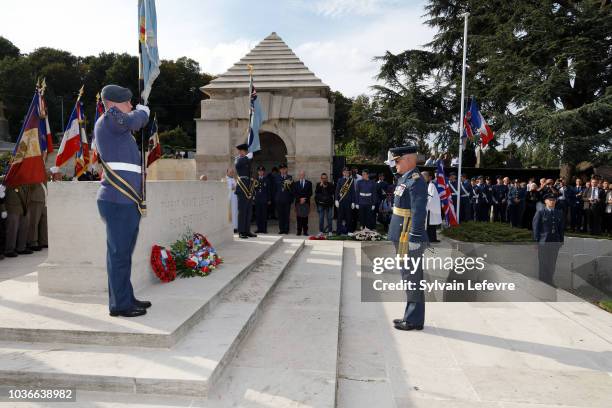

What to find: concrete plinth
left=38, top=181, right=232, bottom=296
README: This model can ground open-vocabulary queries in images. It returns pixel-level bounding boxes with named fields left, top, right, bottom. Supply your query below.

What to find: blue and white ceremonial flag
left=138, top=0, right=160, bottom=104
left=247, top=68, right=265, bottom=153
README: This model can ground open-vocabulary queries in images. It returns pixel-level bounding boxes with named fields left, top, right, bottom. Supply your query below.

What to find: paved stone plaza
left=0, top=236, right=610, bottom=407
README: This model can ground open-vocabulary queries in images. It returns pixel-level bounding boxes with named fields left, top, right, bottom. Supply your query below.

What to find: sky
left=0, top=0, right=436, bottom=97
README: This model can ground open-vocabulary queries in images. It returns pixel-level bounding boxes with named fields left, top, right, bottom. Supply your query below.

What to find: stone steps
left=0, top=239, right=305, bottom=398
left=206, top=241, right=345, bottom=407
left=0, top=236, right=282, bottom=348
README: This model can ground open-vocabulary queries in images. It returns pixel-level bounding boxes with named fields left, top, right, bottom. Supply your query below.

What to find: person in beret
left=234, top=143, right=256, bottom=239
left=532, top=193, right=565, bottom=286
left=387, top=145, right=427, bottom=331
left=96, top=84, right=151, bottom=318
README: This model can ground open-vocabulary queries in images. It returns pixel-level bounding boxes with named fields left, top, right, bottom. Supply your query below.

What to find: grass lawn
left=598, top=300, right=612, bottom=313
left=441, top=221, right=612, bottom=242
left=441, top=221, right=533, bottom=242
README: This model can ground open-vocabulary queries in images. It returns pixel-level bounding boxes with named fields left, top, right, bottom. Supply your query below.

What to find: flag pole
left=138, top=2, right=147, bottom=216
left=456, top=12, right=469, bottom=224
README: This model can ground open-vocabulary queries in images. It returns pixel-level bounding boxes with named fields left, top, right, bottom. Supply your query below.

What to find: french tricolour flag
left=464, top=98, right=494, bottom=148
left=435, top=161, right=458, bottom=227
left=55, top=101, right=84, bottom=168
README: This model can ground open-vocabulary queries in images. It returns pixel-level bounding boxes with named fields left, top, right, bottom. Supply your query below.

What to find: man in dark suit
left=583, top=176, right=605, bottom=235
left=533, top=194, right=565, bottom=286
left=292, top=170, right=312, bottom=236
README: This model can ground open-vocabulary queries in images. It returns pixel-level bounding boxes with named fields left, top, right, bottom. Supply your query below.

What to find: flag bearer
left=96, top=84, right=151, bottom=318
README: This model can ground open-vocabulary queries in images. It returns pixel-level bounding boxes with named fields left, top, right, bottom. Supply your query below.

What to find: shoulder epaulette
left=412, top=172, right=421, bottom=180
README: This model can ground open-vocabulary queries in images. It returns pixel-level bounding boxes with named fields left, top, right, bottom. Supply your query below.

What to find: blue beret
left=389, top=145, right=417, bottom=158
left=101, top=85, right=133, bottom=103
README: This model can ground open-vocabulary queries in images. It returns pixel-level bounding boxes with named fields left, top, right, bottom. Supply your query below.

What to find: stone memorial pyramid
left=203, top=32, right=328, bottom=93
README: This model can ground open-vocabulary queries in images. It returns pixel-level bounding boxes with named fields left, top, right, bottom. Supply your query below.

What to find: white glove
left=0, top=184, right=5, bottom=199
left=335, top=200, right=339, bottom=208
left=135, top=104, right=150, bottom=117
left=409, top=242, right=421, bottom=251
left=351, top=203, right=355, bottom=209
left=371, top=205, right=375, bottom=210
left=246, top=152, right=253, bottom=159
left=355, top=204, right=359, bottom=209
left=1, top=211, right=7, bottom=219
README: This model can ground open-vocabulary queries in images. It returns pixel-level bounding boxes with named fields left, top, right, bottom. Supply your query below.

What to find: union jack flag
left=435, top=161, right=458, bottom=226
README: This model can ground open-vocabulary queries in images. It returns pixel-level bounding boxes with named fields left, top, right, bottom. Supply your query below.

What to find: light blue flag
left=247, top=74, right=265, bottom=153
left=138, top=0, right=160, bottom=104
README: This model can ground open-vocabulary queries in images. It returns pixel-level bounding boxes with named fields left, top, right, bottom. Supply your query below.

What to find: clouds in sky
left=0, top=0, right=435, bottom=97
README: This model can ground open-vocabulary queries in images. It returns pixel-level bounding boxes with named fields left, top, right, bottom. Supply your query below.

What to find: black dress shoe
left=239, top=234, right=249, bottom=239
left=254, top=230, right=263, bottom=234
left=28, top=246, right=42, bottom=252
left=17, top=249, right=33, bottom=255
left=394, top=322, right=424, bottom=331
left=247, top=232, right=257, bottom=238
left=233, top=229, right=238, bottom=233
left=41, top=245, right=48, bottom=249
left=109, top=308, right=147, bottom=317
left=296, top=232, right=302, bottom=236
left=5, top=252, right=17, bottom=258
left=393, top=318, right=404, bottom=325
left=134, top=299, right=152, bottom=309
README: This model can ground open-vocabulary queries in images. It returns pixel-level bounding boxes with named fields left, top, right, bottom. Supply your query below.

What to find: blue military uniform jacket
left=493, top=184, right=508, bottom=204
left=356, top=179, right=378, bottom=206
left=462, top=180, right=473, bottom=200
left=96, top=107, right=149, bottom=204
left=254, top=176, right=271, bottom=204
left=274, top=174, right=294, bottom=204
left=234, top=155, right=253, bottom=199
left=335, top=177, right=355, bottom=206
left=388, top=168, right=428, bottom=244
left=533, top=208, right=565, bottom=243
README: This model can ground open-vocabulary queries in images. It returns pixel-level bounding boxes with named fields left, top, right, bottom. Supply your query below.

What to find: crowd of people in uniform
left=0, top=169, right=65, bottom=261
left=224, top=163, right=402, bottom=238
left=448, top=173, right=612, bottom=235
left=224, top=161, right=612, bottom=239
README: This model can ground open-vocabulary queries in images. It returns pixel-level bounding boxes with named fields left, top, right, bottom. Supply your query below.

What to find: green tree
left=374, top=0, right=612, bottom=174
left=0, top=36, right=20, bottom=60
left=159, top=126, right=193, bottom=149
left=331, top=90, right=352, bottom=146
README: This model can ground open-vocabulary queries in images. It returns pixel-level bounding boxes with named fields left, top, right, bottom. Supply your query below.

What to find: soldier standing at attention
left=387, top=145, right=428, bottom=331
left=254, top=166, right=271, bottom=234
left=356, top=169, right=378, bottom=230
left=532, top=194, right=565, bottom=286
left=96, top=84, right=151, bottom=318
left=335, top=167, right=355, bottom=235
left=234, top=143, right=256, bottom=239
left=274, top=164, right=293, bottom=234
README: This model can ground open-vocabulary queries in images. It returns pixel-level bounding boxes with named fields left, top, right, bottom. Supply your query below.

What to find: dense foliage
left=333, top=1, right=611, bottom=170
left=0, top=37, right=213, bottom=147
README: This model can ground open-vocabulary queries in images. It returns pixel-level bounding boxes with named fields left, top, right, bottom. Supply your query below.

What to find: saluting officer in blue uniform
left=96, top=84, right=151, bottom=318
left=254, top=166, right=271, bottom=234
left=274, top=164, right=293, bottom=234
left=335, top=167, right=355, bottom=235
left=387, top=145, right=428, bottom=331
left=532, top=193, right=565, bottom=286
left=235, top=143, right=256, bottom=239
left=356, top=169, right=378, bottom=230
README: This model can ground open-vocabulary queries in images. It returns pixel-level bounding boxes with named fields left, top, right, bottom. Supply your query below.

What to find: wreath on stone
left=150, top=245, right=177, bottom=283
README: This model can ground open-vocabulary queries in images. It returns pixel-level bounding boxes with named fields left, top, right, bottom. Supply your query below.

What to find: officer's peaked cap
left=543, top=193, right=557, bottom=200
left=236, top=143, right=249, bottom=151
left=389, top=145, right=417, bottom=159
